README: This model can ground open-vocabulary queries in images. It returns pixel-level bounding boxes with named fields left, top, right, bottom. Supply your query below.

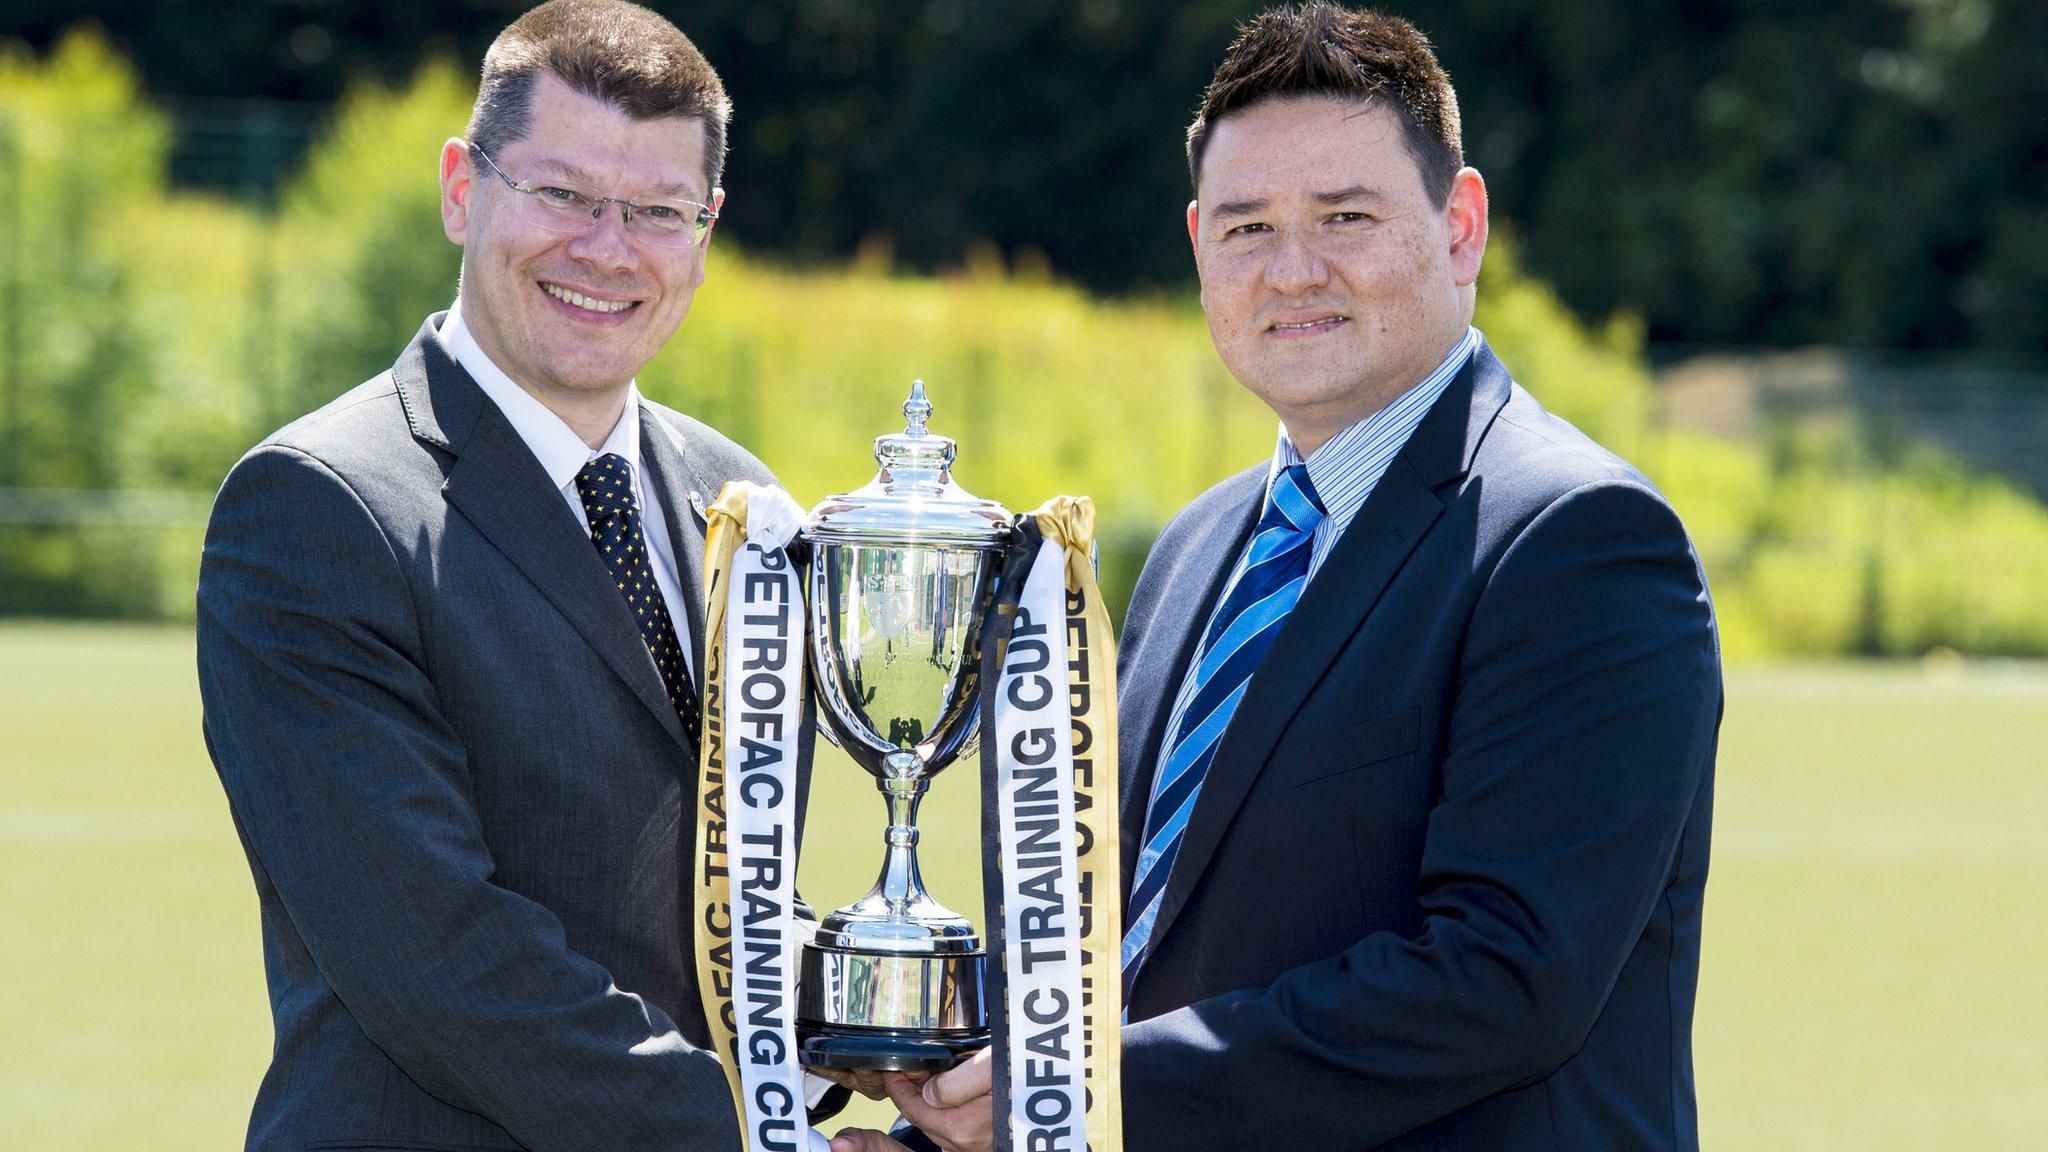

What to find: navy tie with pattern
left=574, top=453, right=701, bottom=739
left=1120, top=462, right=1326, bottom=998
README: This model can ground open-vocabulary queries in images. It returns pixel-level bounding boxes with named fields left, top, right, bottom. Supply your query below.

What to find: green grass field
left=3, top=622, right=2044, bottom=1148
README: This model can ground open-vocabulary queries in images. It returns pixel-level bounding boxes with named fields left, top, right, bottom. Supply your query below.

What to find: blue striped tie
left=1121, top=463, right=1325, bottom=997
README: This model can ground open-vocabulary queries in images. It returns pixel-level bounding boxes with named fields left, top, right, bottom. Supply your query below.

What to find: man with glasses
left=196, top=2, right=840, bottom=1149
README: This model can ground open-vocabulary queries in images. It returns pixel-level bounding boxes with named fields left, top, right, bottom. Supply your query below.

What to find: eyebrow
left=523, top=157, right=704, bottom=201
left=1208, top=185, right=1389, bottom=220
left=1209, top=197, right=1270, bottom=220
left=523, top=157, right=604, bottom=186
left=1312, top=184, right=1386, bottom=205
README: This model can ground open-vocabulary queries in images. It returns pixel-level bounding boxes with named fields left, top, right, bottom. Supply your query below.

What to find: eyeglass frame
left=467, top=141, right=719, bottom=248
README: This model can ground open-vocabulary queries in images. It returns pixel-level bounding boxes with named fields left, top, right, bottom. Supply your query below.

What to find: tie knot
left=575, top=453, right=638, bottom=520
left=1262, top=463, right=1325, bottom=536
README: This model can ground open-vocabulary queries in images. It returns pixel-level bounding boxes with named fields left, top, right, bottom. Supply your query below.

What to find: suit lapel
left=1141, top=340, right=1515, bottom=956
left=638, top=403, right=715, bottom=698
left=396, top=316, right=691, bottom=753
left=1118, top=469, right=1264, bottom=905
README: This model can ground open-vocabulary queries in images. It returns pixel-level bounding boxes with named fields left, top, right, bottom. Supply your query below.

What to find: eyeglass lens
left=515, top=190, right=710, bottom=247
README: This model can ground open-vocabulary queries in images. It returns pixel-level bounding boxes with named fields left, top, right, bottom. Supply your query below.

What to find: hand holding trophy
left=692, top=384, right=1123, bottom=1152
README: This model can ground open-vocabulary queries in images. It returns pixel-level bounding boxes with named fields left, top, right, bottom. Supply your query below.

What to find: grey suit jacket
left=198, top=315, right=799, bottom=1151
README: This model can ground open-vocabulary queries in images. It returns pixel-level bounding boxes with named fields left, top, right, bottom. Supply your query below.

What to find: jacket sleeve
left=197, top=443, right=741, bottom=1151
left=1120, top=478, right=1721, bottom=1149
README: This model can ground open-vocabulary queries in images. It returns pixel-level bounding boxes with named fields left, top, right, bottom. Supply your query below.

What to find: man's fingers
left=887, top=1071, right=995, bottom=1152
left=924, top=1046, right=994, bottom=1108
left=887, top=1074, right=945, bottom=1128
left=810, top=1065, right=892, bottom=1101
left=829, top=1127, right=906, bottom=1152
left=885, top=1078, right=950, bottom=1146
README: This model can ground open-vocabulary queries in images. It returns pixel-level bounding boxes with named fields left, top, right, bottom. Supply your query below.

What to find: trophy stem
left=874, top=753, right=930, bottom=913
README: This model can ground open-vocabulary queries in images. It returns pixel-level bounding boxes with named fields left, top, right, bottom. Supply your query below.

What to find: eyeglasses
left=470, top=143, right=718, bottom=248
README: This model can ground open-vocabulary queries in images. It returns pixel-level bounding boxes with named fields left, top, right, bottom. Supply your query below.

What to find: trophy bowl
left=796, top=383, right=1013, bottom=1072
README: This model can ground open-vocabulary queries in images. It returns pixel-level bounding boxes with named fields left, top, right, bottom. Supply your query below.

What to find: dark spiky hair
left=466, top=0, right=732, bottom=190
left=1187, top=3, right=1463, bottom=205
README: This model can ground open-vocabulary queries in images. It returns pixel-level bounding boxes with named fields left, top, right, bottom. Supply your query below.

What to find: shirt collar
left=444, top=298, right=643, bottom=492
left=1272, top=325, right=1479, bottom=529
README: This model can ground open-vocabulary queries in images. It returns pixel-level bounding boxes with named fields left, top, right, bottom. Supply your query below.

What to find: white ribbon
left=721, top=487, right=826, bottom=1152
left=992, top=537, right=1091, bottom=1152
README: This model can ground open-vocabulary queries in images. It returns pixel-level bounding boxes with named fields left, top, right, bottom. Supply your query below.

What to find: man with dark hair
left=465, top=0, right=733, bottom=184
left=197, top=2, right=843, bottom=1148
left=848, top=5, right=1720, bottom=1151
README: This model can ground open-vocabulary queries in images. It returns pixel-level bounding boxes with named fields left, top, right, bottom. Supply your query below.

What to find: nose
left=565, top=202, right=638, bottom=273
left=1264, top=229, right=1329, bottom=296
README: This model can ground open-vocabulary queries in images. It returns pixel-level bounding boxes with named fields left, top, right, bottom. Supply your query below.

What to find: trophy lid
left=806, top=381, right=1012, bottom=547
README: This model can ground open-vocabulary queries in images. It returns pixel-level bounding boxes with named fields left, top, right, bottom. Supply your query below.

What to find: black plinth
left=798, top=1022, right=988, bottom=1072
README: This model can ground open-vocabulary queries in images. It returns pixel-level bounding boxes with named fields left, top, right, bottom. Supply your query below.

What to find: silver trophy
left=796, top=382, right=1013, bottom=1071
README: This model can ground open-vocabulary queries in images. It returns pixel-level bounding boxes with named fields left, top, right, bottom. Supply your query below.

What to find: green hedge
left=5, top=33, right=2047, bottom=655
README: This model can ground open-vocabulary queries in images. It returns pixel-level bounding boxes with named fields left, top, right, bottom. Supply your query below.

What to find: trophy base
left=796, top=943, right=988, bottom=1071
left=797, top=1023, right=987, bottom=1072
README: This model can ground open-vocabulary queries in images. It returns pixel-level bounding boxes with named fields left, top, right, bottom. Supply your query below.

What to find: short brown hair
left=1187, top=3, right=1463, bottom=205
left=466, top=0, right=733, bottom=189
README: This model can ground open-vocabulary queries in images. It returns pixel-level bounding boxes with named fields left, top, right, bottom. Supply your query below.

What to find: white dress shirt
left=442, top=300, right=692, bottom=672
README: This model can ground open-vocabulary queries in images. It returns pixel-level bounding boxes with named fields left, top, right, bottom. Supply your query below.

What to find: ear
left=1186, top=198, right=1200, bottom=253
left=702, top=186, right=726, bottom=251
left=441, top=138, right=474, bottom=246
left=1444, top=167, right=1488, bottom=287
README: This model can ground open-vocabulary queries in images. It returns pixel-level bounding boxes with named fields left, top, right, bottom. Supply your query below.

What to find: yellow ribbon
left=1029, top=495, right=1124, bottom=1152
left=694, top=480, right=761, bottom=1137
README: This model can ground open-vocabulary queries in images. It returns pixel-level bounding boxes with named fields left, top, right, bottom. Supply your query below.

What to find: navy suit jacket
left=198, top=316, right=838, bottom=1150
left=1117, top=338, right=1721, bottom=1151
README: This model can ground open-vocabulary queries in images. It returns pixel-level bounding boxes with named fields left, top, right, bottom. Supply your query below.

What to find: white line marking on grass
left=0, top=809, right=219, bottom=844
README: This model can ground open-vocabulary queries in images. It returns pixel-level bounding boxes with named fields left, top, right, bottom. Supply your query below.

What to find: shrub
left=3, top=38, right=2046, bottom=656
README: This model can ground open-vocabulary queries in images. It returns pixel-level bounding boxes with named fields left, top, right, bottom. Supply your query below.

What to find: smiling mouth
left=1270, top=315, right=1349, bottom=332
left=540, top=281, right=640, bottom=315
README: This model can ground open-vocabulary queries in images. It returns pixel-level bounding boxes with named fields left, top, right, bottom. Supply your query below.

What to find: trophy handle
left=782, top=534, right=844, bottom=749
left=976, top=517, right=1046, bottom=673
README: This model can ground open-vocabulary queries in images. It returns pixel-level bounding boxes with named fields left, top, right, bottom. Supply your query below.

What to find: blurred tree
left=2, top=0, right=2044, bottom=354
left=272, top=58, right=468, bottom=411
left=0, top=29, right=162, bottom=490
left=0, top=29, right=171, bottom=613
left=3, top=29, right=2046, bottom=649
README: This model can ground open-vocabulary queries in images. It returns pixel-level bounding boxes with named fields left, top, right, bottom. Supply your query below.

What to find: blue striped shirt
left=1151, top=328, right=1478, bottom=773
left=1272, top=325, right=1478, bottom=578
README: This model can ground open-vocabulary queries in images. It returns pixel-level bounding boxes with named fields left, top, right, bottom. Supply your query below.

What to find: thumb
left=924, top=1046, right=994, bottom=1108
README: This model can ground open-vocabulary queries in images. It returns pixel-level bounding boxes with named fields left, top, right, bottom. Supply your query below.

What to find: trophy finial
left=903, top=381, right=932, bottom=436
